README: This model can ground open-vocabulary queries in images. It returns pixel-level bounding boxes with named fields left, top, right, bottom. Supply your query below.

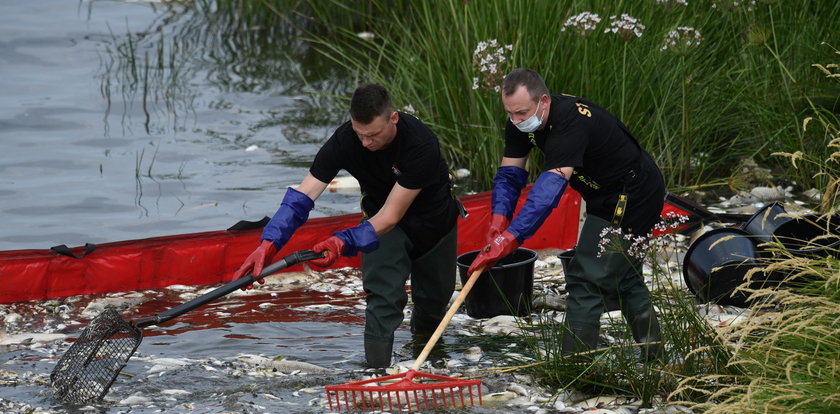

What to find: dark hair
left=350, top=83, right=393, bottom=123
left=502, top=68, right=550, bottom=102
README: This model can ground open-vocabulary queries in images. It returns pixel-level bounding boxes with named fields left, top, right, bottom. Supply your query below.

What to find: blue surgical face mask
left=512, top=100, right=544, bottom=133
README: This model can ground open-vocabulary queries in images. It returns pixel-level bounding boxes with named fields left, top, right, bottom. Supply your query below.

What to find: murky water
left=0, top=0, right=358, bottom=252
left=0, top=265, right=527, bottom=413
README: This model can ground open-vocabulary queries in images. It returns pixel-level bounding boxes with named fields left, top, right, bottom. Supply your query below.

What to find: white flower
left=562, top=11, right=602, bottom=36
left=661, top=26, right=703, bottom=53
left=604, top=13, right=646, bottom=41
left=712, top=0, right=757, bottom=11
left=472, top=38, right=513, bottom=92
left=597, top=213, right=690, bottom=259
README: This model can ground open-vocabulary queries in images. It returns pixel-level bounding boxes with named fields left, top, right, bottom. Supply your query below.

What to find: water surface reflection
left=0, top=0, right=357, bottom=251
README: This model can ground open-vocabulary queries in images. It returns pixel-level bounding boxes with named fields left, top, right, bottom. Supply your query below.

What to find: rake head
left=325, top=369, right=482, bottom=412
left=51, top=308, right=142, bottom=404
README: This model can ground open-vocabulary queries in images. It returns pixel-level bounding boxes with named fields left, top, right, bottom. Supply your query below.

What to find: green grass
left=517, top=226, right=735, bottom=407
left=672, top=54, right=840, bottom=413
left=673, top=252, right=840, bottom=413
left=293, top=0, right=839, bottom=192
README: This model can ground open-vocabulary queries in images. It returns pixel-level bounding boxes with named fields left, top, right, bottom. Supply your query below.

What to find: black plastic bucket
left=557, top=249, right=575, bottom=275
left=682, top=227, right=762, bottom=307
left=741, top=202, right=794, bottom=246
left=456, top=248, right=537, bottom=318
left=772, top=214, right=840, bottom=257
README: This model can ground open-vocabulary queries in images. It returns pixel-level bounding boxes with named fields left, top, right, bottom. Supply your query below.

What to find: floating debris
left=463, top=346, right=483, bottom=362
left=234, top=354, right=336, bottom=375
left=0, top=332, right=66, bottom=346
left=356, top=31, right=375, bottom=41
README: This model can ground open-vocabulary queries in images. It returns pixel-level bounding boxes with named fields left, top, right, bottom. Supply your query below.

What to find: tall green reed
left=672, top=49, right=840, bottom=413
left=673, top=252, right=840, bottom=413
left=294, top=0, right=838, bottom=192
left=518, top=216, right=736, bottom=406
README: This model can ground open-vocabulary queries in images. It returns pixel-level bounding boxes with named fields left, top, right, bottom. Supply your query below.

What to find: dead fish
left=81, top=297, right=145, bottom=318
left=482, top=391, right=519, bottom=406
left=533, top=294, right=566, bottom=311
left=161, top=389, right=191, bottom=396
left=118, top=393, right=152, bottom=405
left=463, top=346, right=482, bottom=362
left=145, top=357, right=193, bottom=374
left=506, top=383, right=529, bottom=397
left=3, top=312, right=22, bottom=326
left=166, top=284, right=195, bottom=292
left=482, top=315, right=523, bottom=336
left=261, top=271, right=321, bottom=290
left=0, top=332, right=66, bottom=346
left=234, top=354, right=335, bottom=374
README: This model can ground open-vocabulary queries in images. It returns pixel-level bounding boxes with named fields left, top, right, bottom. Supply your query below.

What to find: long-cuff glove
left=506, top=171, right=568, bottom=244
left=233, top=187, right=314, bottom=282
left=468, top=231, right=520, bottom=275
left=486, top=214, right=510, bottom=245
left=491, top=166, right=528, bottom=219
left=486, top=166, right=527, bottom=245
left=310, top=221, right=379, bottom=267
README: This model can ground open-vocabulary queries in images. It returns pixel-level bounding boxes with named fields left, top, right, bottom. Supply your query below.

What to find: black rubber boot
left=561, top=322, right=600, bottom=355
left=410, top=310, right=441, bottom=336
left=626, top=309, right=663, bottom=362
left=364, top=338, right=394, bottom=368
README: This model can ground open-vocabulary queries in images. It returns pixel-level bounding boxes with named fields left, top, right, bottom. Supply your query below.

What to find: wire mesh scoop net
left=325, top=269, right=484, bottom=411
left=50, top=250, right=322, bottom=404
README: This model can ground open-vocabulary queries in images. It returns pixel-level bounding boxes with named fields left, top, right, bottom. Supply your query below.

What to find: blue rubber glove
left=507, top=171, right=568, bottom=243
left=261, top=187, right=315, bottom=249
left=310, top=221, right=379, bottom=267
left=491, top=166, right=529, bottom=219
left=335, top=220, right=379, bottom=256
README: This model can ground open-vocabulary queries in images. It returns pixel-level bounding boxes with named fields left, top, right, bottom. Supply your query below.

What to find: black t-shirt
left=504, top=94, right=664, bottom=234
left=310, top=112, right=458, bottom=256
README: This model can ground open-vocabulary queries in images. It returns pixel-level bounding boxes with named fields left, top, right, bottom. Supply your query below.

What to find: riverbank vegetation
left=283, top=1, right=840, bottom=411
left=294, top=0, right=838, bottom=195
left=673, top=54, right=839, bottom=413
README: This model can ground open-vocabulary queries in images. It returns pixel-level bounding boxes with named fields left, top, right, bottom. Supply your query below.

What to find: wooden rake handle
left=411, top=269, right=483, bottom=370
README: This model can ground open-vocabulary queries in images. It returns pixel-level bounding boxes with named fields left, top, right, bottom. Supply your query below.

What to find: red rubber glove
left=468, top=231, right=520, bottom=275
left=310, top=236, right=346, bottom=268
left=232, top=240, right=278, bottom=288
left=486, top=214, right=510, bottom=245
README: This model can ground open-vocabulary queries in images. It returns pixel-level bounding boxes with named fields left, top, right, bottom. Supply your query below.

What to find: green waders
left=360, top=224, right=457, bottom=367
left=563, top=215, right=662, bottom=360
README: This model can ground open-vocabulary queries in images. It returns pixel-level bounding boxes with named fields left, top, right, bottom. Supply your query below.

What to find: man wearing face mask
left=468, top=68, right=665, bottom=361
left=232, top=83, right=462, bottom=368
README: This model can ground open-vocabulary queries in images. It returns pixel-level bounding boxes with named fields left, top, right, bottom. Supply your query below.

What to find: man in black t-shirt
left=232, top=84, right=460, bottom=368
left=468, top=69, right=665, bottom=361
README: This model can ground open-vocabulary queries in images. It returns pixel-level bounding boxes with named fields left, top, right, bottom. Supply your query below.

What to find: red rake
left=326, top=269, right=484, bottom=412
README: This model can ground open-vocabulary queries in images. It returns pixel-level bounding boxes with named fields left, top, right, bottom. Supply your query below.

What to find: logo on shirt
left=528, top=133, right=536, bottom=147
left=391, top=163, right=402, bottom=177
left=576, top=102, right=592, bottom=117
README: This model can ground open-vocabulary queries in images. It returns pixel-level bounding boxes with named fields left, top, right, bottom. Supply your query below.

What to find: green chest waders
left=562, top=215, right=662, bottom=360
left=360, top=224, right=458, bottom=367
